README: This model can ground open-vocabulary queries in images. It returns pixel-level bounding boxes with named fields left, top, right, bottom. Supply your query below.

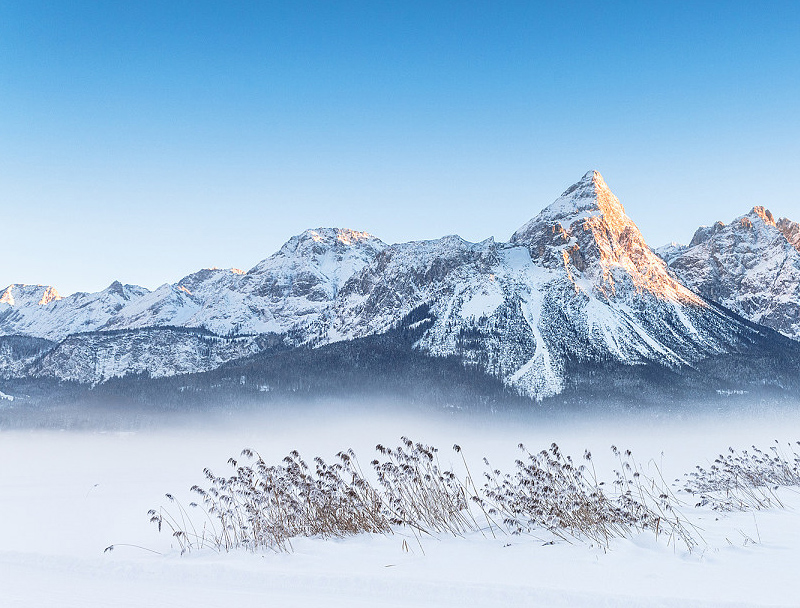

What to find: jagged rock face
left=778, top=217, right=800, bottom=252
left=511, top=171, right=701, bottom=306
left=662, top=207, right=800, bottom=340
left=331, top=235, right=501, bottom=340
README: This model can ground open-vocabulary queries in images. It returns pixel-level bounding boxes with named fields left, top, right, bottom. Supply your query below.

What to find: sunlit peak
left=583, top=169, right=606, bottom=186
left=751, top=206, right=776, bottom=227
left=0, top=287, right=14, bottom=306
left=336, top=229, right=373, bottom=245
left=0, top=284, right=63, bottom=306
left=38, top=286, right=61, bottom=305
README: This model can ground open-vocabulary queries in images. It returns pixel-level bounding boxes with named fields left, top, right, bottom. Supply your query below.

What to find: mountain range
left=2, top=171, right=799, bottom=408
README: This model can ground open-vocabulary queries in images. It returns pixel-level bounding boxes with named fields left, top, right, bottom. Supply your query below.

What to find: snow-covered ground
left=2, top=404, right=799, bottom=607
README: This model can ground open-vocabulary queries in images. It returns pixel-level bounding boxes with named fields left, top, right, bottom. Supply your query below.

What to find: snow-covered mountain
left=0, top=282, right=150, bottom=341
left=0, top=228, right=386, bottom=342
left=0, top=335, right=55, bottom=380
left=329, top=171, right=763, bottom=399
left=97, top=228, right=386, bottom=339
left=658, top=206, right=800, bottom=340
left=2, top=173, right=799, bottom=403
left=0, top=228, right=388, bottom=387
left=26, top=328, right=266, bottom=384
left=777, top=217, right=800, bottom=252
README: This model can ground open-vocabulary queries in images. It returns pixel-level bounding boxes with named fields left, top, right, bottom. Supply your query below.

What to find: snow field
left=1, top=405, right=799, bottom=607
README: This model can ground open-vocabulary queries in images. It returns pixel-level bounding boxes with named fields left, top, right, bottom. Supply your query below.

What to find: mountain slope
left=4, top=172, right=799, bottom=405
left=659, top=207, right=800, bottom=340
left=0, top=282, right=149, bottom=341
left=26, top=327, right=271, bottom=384
left=327, top=171, right=766, bottom=400
left=0, top=228, right=386, bottom=342
left=0, top=335, right=55, bottom=379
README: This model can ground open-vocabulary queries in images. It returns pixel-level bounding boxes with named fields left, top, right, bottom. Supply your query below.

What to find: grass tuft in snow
left=150, top=446, right=389, bottom=554
left=478, top=443, right=699, bottom=551
left=150, top=437, right=723, bottom=554
left=680, top=440, right=800, bottom=511
left=372, top=437, right=479, bottom=538
left=151, top=438, right=800, bottom=556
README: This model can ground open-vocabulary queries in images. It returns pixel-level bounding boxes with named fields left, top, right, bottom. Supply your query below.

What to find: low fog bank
left=2, top=393, right=800, bottom=470
left=1, top=389, right=799, bottom=434
left=0, top=388, right=800, bottom=432
left=4, top=401, right=800, bottom=485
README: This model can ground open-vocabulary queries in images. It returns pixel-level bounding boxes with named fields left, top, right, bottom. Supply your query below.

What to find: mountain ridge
left=658, top=206, right=800, bottom=340
left=3, top=171, right=799, bottom=404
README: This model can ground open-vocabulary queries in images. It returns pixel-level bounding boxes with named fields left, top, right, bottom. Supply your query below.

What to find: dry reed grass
left=681, top=440, right=800, bottom=511
left=477, top=443, right=698, bottom=550
left=150, top=438, right=800, bottom=555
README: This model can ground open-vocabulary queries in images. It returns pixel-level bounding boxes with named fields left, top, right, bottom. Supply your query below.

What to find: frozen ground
left=1, top=404, right=799, bottom=607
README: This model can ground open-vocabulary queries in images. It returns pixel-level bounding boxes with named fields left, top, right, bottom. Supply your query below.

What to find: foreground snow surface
left=2, top=406, right=800, bottom=607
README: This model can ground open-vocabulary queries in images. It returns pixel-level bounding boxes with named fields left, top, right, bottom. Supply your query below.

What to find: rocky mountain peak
left=283, top=227, right=381, bottom=253
left=690, top=208, right=783, bottom=247
left=688, top=222, right=726, bottom=247
left=0, top=286, right=14, bottom=306
left=38, top=286, right=60, bottom=305
left=513, top=171, right=626, bottom=238
left=105, top=280, right=126, bottom=297
left=249, top=228, right=386, bottom=275
left=102, top=280, right=150, bottom=302
left=733, top=207, right=778, bottom=231
left=510, top=172, right=701, bottom=304
left=750, top=206, right=776, bottom=227
left=665, top=208, right=800, bottom=340
left=0, top=284, right=62, bottom=307
left=777, top=217, right=800, bottom=252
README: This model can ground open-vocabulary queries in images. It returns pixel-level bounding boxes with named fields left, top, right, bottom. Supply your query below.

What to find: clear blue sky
left=2, top=1, right=799, bottom=294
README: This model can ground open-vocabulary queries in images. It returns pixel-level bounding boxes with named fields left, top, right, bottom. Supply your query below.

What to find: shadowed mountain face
left=2, top=172, right=800, bottom=405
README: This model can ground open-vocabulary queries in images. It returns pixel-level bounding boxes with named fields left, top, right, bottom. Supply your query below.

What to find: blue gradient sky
left=2, top=1, right=799, bottom=294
